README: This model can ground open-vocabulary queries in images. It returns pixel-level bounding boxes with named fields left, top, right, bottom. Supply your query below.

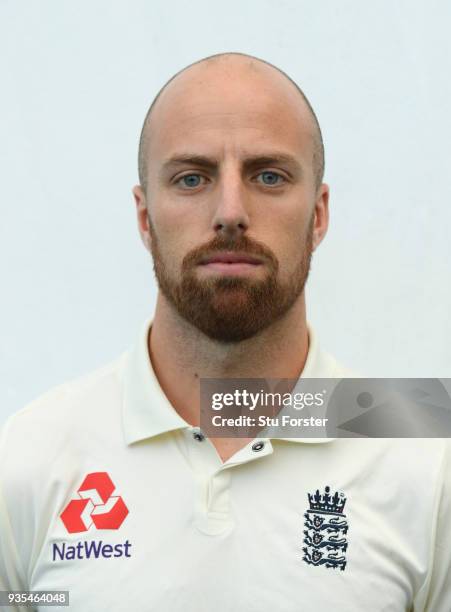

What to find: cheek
left=150, top=184, right=205, bottom=234
left=149, top=207, right=199, bottom=274
left=150, top=186, right=214, bottom=256
left=259, top=200, right=311, bottom=248
left=265, top=211, right=313, bottom=279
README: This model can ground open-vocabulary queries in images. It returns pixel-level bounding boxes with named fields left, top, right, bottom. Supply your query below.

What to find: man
left=0, top=53, right=449, bottom=611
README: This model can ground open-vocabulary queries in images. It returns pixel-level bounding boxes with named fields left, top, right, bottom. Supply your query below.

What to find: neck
left=148, top=293, right=309, bottom=428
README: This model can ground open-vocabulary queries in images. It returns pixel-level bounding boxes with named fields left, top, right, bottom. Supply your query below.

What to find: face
left=134, top=59, right=329, bottom=343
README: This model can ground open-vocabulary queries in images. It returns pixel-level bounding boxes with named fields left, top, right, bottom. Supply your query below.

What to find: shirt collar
left=122, top=319, right=338, bottom=446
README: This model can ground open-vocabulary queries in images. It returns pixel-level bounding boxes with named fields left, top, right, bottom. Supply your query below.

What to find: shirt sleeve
left=0, top=420, right=29, bottom=612
left=422, top=440, right=451, bottom=611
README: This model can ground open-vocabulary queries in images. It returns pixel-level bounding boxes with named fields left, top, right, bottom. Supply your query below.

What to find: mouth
left=198, top=251, right=264, bottom=275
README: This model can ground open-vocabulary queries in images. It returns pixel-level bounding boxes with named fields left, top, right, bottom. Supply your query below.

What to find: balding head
left=138, top=52, right=324, bottom=193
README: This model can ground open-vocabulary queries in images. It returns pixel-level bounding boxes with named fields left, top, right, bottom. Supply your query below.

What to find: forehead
left=146, top=60, right=315, bottom=168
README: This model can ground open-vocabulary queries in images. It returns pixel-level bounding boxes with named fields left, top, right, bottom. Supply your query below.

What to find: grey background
left=1, top=0, right=450, bottom=424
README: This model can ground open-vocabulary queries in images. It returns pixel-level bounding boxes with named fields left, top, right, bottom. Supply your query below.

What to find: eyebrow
left=159, top=152, right=303, bottom=178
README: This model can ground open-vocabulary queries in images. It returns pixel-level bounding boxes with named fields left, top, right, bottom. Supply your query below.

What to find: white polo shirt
left=0, top=320, right=450, bottom=612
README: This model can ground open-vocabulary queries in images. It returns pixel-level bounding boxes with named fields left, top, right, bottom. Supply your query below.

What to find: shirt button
left=252, top=441, right=265, bottom=452
left=193, top=429, right=205, bottom=442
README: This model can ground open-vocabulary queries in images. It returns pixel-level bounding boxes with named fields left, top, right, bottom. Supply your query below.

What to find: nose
left=212, top=166, right=250, bottom=238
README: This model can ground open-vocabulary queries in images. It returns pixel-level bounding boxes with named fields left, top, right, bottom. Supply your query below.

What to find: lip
left=199, top=251, right=263, bottom=265
left=199, top=262, right=262, bottom=276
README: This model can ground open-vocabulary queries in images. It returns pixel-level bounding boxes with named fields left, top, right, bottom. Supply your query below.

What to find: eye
left=255, top=171, right=285, bottom=186
left=175, top=174, right=207, bottom=189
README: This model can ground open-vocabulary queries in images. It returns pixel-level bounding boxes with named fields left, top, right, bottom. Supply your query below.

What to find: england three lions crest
left=302, top=485, right=349, bottom=571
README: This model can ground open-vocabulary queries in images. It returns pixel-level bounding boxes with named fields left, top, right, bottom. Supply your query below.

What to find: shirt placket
left=184, top=427, right=273, bottom=536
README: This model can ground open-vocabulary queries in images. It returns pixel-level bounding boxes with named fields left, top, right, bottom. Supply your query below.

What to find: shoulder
left=327, top=351, right=361, bottom=378
left=317, top=347, right=362, bottom=378
left=0, top=353, right=127, bottom=476
left=305, top=323, right=361, bottom=378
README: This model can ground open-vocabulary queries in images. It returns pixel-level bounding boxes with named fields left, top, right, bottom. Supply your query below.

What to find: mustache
left=181, top=234, right=279, bottom=271
left=147, top=211, right=279, bottom=272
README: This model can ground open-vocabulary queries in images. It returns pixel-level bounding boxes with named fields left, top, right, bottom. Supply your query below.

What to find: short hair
left=138, top=52, right=325, bottom=192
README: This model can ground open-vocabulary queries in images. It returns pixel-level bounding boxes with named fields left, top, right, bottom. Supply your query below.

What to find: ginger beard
left=148, top=214, right=314, bottom=343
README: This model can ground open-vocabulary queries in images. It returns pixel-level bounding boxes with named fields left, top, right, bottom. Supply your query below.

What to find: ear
left=132, top=185, right=152, bottom=252
left=311, top=183, right=329, bottom=251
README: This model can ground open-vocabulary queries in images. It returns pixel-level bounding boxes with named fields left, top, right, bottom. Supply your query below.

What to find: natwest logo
left=60, top=472, right=129, bottom=534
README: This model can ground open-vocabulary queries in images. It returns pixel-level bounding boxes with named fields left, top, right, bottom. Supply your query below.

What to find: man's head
left=133, top=52, right=329, bottom=343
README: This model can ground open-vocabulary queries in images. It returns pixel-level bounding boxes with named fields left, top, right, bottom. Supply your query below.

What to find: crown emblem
left=307, top=486, right=346, bottom=514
